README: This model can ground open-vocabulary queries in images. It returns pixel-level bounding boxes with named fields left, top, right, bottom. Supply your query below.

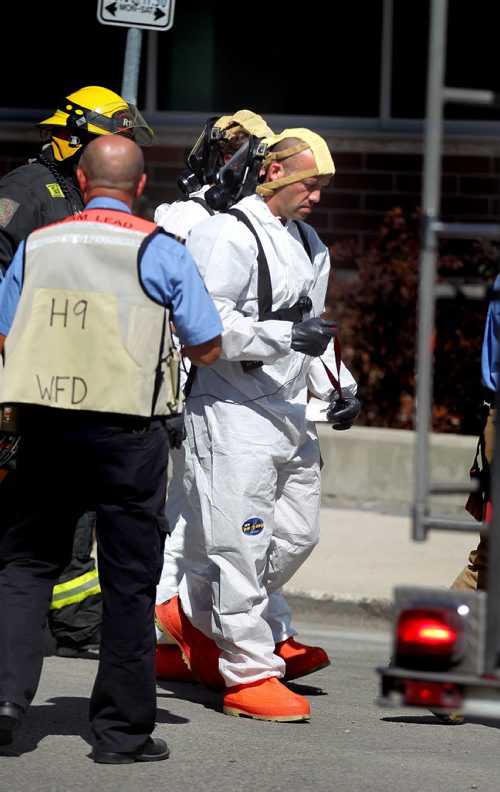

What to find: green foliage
left=326, top=207, right=499, bottom=434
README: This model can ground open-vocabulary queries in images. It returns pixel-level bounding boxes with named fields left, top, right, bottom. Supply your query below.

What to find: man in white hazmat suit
left=155, top=128, right=360, bottom=721
left=154, top=113, right=332, bottom=686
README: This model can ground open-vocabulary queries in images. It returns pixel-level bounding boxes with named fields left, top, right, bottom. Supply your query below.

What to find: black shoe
left=0, top=701, right=24, bottom=743
left=92, top=737, right=170, bottom=764
left=56, top=642, right=100, bottom=658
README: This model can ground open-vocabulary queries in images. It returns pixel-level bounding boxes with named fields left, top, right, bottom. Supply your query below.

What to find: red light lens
left=403, top=679, right=462, bottom=708
left=395, top=606, right=465, bottom=669
left=399, top=616, right=457, bottom=648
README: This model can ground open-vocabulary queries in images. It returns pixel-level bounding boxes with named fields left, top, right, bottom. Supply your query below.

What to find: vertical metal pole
left=412, top=0, right=448, bottom=540
left=379, top=0, right=393, bottom=125
left=145, top=31, right=158, bottom=113
left=121, top=27, right=143, bottom=105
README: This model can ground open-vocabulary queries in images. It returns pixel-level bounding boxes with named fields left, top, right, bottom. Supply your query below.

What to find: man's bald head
left=76, top=135, right=146, bottom=207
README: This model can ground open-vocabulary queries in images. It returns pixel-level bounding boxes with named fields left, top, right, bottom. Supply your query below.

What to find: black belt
left=21, top=405, right=162, bottom=431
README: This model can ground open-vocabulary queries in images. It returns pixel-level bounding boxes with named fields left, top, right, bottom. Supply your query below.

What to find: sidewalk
left=282, top=503, right=481, bottom=619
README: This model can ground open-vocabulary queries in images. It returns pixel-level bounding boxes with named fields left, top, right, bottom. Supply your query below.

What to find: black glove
left=326, top=394, right=361, bottom=430
left=291, top=317, right=337, bottom=357
left=165, top=413, right=186, bottom=449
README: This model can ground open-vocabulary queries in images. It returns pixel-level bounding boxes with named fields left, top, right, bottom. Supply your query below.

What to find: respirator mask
left=177, top=117, right=224, bottom=196
left=205, top=135, right=268, bottom=211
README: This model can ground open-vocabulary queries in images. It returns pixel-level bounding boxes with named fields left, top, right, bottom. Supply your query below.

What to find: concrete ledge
left=285, top=593, right=393, bottom=626
left=317, top=424, right=477, bottom=511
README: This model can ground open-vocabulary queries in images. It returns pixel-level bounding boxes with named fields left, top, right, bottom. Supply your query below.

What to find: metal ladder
left=415, top=0, right=500, bottom=673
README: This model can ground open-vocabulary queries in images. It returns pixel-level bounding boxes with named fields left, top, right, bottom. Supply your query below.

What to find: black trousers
left=0, top=408, right=169, bottom=753
left=0, top=439, right=101, bottom=649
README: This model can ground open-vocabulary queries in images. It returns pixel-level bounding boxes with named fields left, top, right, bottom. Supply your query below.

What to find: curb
left=285, top=593, right=393, bottom=626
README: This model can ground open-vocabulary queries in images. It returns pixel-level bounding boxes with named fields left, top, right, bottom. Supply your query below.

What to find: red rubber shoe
left=223, top=677, right=310, bottom=721
left=155, top=643, right=197, bottom=683
left=275, top=637, right=331, bottom=681
left=155, top=596, right=225, bottom=692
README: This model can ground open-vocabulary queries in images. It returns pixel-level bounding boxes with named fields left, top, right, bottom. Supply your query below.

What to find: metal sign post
left=97, top=0, right=175, bottom=105
left=121, top=27, right=143, bottom=104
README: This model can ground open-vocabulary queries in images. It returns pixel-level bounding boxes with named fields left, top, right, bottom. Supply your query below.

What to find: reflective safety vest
left=50, top=567, right=101, bottom=610
left=0, top=209, right=183, bottom=417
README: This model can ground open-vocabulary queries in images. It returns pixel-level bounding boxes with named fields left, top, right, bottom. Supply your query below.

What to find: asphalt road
left=2, top=610, right=500, bottom=792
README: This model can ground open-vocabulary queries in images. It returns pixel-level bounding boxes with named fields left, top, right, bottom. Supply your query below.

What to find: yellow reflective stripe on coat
left=50, top=569, right=101, bottom=610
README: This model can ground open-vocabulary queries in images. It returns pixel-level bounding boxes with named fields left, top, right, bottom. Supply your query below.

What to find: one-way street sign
left=97, top=0, right=176, bottom=32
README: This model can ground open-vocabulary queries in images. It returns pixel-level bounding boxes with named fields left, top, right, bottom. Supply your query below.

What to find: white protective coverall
left=154, top=187, right=301, bottom=646
left=155, top=186, right=214, bottom=244
left=176, top=192, right=357, bottom=686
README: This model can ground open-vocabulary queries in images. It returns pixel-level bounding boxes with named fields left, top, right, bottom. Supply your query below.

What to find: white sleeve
left=154, top=202, right=172, bottom=225
left=154, top=200, right=211, bottom=240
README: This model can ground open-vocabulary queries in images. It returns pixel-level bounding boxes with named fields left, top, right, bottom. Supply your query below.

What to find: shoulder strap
left=183, top=195, right=215, bottom=216
left=227, top=208, right=272, bottom=319
left=139, top=225, right=179, bottom=252
left=294, top=221, right=312, bottom=262
left=163, top=229, right=186, bottom=245
left=227, top=209, right=317, bottom=323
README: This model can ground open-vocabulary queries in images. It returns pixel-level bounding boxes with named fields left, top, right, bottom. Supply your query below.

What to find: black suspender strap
left=294, top=221, right=312, bottom=261
left=182, top=195, right=215, bottom=215
left=226, top=209, right=318, bottom=371
left=228, top=208, right=273, bottom=319
left=227, top=210, right=315, bottom=322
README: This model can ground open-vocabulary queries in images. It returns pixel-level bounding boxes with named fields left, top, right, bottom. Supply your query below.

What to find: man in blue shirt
left=0, top=134, right=222, bottom=763
left=0, top=85, right=156, bottom=660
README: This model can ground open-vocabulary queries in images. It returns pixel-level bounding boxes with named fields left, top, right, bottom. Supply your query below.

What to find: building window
left=2, top=1, right=500, bottom=132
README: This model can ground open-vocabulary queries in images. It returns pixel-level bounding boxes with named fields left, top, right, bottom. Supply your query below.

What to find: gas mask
left=205, top=135, right=268, bottom=211
left=177, top=117, right=225, bottom=196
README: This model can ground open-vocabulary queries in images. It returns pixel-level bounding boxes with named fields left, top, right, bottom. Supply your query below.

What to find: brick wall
left=2, top=123, right=500, bottom=251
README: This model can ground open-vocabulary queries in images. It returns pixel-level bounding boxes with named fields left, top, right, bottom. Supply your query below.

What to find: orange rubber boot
left=275, top=637, right=331, bottom=681
left=155, top=643, right=197, bottom=683
left=223, top=677, right=310, bottom=721
left=155, top=596, right=225, bottom=692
